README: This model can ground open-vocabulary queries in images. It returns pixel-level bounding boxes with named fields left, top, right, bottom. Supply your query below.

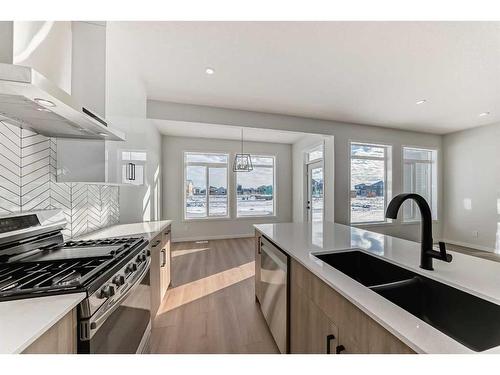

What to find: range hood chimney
left=0, top=21, right=124, bottom=141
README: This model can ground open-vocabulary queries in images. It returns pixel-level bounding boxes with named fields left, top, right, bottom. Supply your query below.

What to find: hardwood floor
left=150, top=237, right=279, bottom=354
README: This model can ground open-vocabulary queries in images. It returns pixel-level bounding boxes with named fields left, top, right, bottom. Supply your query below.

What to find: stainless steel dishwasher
left=259, top=236, right=289, bottom=353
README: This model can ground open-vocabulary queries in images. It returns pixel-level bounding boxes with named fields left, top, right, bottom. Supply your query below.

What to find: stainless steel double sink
left=313, top=250, right=500, bottom=352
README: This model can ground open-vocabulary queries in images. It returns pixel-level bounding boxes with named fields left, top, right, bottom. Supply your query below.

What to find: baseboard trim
left=441, top=238, right=496, bottom=253
left=172, top=233, right=254, bottom=243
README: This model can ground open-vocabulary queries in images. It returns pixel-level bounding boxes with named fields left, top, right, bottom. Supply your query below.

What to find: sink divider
left=369, top=276, right=421, bottom=293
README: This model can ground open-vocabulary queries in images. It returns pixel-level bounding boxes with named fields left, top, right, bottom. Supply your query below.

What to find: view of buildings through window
left=184, top=153, right=275, bottom=219
left=237, top=156, right=275, bottom=217
left=185, top=152, right=229, bottom=219
left=350, top=142, right=389, bottom=223
left=403, top=147, right=437, bottom=221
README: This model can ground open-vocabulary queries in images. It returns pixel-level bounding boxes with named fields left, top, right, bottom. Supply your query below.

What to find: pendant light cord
left=241, top=128, right=244, bottom=154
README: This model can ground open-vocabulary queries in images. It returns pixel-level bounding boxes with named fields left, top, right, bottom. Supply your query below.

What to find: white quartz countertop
left=0, top=293, right=85, bottom=353
left=254, top=222, right=500, bottom=354
left=0, top=220, right=172, bottom=354
left=77, top=220, right=172, bottom=242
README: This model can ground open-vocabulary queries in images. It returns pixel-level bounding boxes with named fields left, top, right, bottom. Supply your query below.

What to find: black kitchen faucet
left=386, top=193, right=452, bottom=270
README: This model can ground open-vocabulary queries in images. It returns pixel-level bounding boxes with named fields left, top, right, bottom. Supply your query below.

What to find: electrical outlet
left=472, top=230, right=479, bottom=238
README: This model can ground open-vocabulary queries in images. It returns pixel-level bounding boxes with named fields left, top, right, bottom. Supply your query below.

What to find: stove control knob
left=112, top=275, right=125, bottom=286
left=99, top=285, right=115, bottom=299
left=136, top=253, right=147, bottom=262
left=145, top=249, right=151, bottom=257
left=125, top=263, right=138, bottom=274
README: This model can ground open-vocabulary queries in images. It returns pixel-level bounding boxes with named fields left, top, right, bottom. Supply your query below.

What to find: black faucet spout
left=386, top=193, right=452, bottom=270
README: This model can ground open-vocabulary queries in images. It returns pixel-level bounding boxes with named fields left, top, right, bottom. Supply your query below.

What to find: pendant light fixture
left=233, top=128, right=253, bottom=172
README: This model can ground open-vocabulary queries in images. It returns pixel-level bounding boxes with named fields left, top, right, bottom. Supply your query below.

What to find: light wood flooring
left=150, top=237, right=279, bottom=354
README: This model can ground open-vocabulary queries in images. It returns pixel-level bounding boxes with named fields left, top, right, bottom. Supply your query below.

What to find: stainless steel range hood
left=0, top=62, right=125, bottom=141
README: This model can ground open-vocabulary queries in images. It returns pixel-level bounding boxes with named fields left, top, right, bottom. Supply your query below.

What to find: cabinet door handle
left=326, top=334, right=335, bottom=354
left=161, top=249, right=166, bottom=267
left=152, top=240, right=161, bottom=247
left=258, top=239, right=262, bottom=254
left=336, top=344, right=346, bottom=354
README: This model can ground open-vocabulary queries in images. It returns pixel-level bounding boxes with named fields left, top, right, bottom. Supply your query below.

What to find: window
left=403, top=147, right=438, bottom=221
left=184, top=152, right=229, bottom=219
left=236, top=156, right=275, bottom=217
left=121, top=150, right=147, bottom=186
left=305, top=143, right=324, bottom=222
left=307, top=144, right=324, bottom=162
left=350, top=142, right=391, bottom=224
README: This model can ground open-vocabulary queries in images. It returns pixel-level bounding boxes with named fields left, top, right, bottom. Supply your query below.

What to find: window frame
left=119, top=149, right=147, bottom=186
left=183, top=151, right=230, bottom=221
left=304, top=142, right=325, bottom=222
left=401, top=146, right=438, bottom=223
left=348, top=141, right=392, bottom=225
left=306, top=143, right=324, bottom=164
left=235, top=154, right=277, bottom=219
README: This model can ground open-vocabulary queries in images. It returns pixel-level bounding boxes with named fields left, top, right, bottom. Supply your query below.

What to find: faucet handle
left=438, top=241, right=453, bottom=262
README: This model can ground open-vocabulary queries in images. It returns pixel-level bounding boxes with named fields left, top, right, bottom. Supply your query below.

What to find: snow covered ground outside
left=351, top=196, right=385, bottom=223
left=186, top=195, right=383, bottom=222
left=186, top=195, right=274, bottom=218
left=311, top=196, right=323, bottom=221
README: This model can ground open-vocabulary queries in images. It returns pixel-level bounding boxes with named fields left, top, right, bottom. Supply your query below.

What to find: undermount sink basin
left=313, top=250, right=500, bottom=352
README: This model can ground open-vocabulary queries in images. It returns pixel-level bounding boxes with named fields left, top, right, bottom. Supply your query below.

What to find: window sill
left=183, top=216, right=232, bottom=222
left=236, top=215, right=277, bottom=220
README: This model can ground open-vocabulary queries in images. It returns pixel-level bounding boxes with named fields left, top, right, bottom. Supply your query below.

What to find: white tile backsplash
left=0, top=121, right=119, bottom=238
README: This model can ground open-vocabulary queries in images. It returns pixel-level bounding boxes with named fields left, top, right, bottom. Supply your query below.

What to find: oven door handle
left=88, top=258, right=151, bottom=336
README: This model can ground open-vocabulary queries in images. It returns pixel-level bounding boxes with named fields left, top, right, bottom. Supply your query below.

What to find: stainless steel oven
left=78, top=249, right=152, bottom=354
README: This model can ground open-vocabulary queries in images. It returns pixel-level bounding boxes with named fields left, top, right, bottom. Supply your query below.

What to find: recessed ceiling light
left=34, top=98, right=56, bottom=107
left=98, top=132, right=108, bottom=137
left=205, top=67, right=215, bottom=75
left=416, top=99, right=427, bottom=105
left=479, top=111, right=490, bottom=117
left=36, top=107, right=51, bottom=112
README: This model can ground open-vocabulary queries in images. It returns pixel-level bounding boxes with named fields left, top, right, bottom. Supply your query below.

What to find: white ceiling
left=153, top=120, right=306, bottom=144
left=115, top=21, right=500, bottom=134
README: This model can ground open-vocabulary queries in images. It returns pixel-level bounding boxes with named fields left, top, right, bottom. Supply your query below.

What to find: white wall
left=149, top=100, right=442, bottom=242
left=162, top=135, right=293, bottom=241
left=442, top=122, right=500, bottom=251
left=106, top=22, right=162, bottom=224
left=13, top=21, right=73, bottom=94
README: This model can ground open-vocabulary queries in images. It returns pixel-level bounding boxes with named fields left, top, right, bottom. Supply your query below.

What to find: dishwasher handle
left=260, top=237, right=288, bottom=269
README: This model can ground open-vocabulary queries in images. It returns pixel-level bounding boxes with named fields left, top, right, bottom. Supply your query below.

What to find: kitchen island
left=254, top=222, right=500, bottom=354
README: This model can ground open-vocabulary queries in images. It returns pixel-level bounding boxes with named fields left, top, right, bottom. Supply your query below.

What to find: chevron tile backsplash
left=0, top=121, right=120, bottom=238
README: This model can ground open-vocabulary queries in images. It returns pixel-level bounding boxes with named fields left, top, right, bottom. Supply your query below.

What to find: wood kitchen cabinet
left=160, top=226, right=172, bottom=301
left=254, top=230, right=262, bottom=303
left=22, top=309, right=77, bottom=354
left=290, top=258, right=415, bottom=354
left=150, top=225, right=172, bottom=320
left=291, top=282, right=339, bottom=354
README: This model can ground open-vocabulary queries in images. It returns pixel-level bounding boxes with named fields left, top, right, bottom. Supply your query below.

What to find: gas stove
left=0, top=236, right=146, bottom=301
left=0, top=210, right=153, bottom=353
